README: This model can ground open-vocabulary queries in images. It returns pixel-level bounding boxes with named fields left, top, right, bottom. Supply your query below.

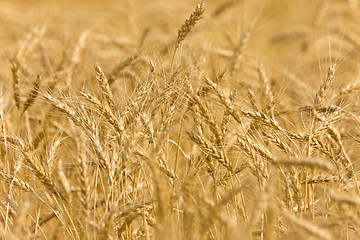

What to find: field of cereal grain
left=1, top=0, right=360, bottom=239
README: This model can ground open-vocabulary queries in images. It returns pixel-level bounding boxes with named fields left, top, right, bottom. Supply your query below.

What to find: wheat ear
left=22, top=75, right=41, bottom=114
left=94, top=65, right=114, bottom=108
left=171, top=0, right=205, bottom=67
left=11, top=62, right=21, bottom=109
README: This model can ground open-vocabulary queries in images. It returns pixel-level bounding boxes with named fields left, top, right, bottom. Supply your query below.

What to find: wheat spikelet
left=138, top=27, right=150, bottom=50
left=15, top=25, right=46, bottom=65
left=70, top=30, right=91, bottom=67
left=205, top=77, right=286, bottom=134
left=281, top=210, right=332, bottom=240
left=11, top=62, right=21, bottom=109
left=0, top=167, right=34, bottom=192
left=329, top=189, right=360, bottom=206
left=274, top=157, right=333, bottom=171
left=94, top=65, right=114, bottom=108
left=191, top=94, right=223, bottom=142
left=175, top=1, right=205, bottom=49
left=0, top=199, right=17, bottom=221
left=303, top=175, right=337, bottom=184
left=263, top=132, right=296, bottom=156
left=81, top=92, right=124, bottom=135
left=108, top=54, right=139, bottom=85
left=237, top=177, right=276, bottom=239
left=115, top=200, right=154, bottom=235
left=330, top=26, right=360, bottom=48
left=43, top=93, right=83, bottom=126
left=67, top=30, right=91, bottom=87
left=14, top=138, right=67, bottom=200
left=338, top=79, right=360, bottom=95
left=237, top=135, right=275, bottom=165
left=212, top=0, right=236, bottom=17
left=22, top=75, right=41, bottom=114
left=313, top=0, right=330, bottom=27
left=201, top=187, right=243, bottom=234
left=187, top=131, right=232, bottom=171
left=270, top=28, right=309, bottom=43
left=187, top=82, right=233, bottom=172
left=229, top=24, right=253, bottom=74
left=56, top=159, right=71, bottom=196
left=133, top=150, right=178, bottom=180
left=258, top=64, right=274, bottom=117
left=314, top=64, right=336, bottom=112
left=312, top=112, right=341, bottom=138
left=30, top=212, right=57, bottom=233
left=76, top=137, right=90, bottom=214
left=12, top=201, right=30, bottom=238
left=45, top=137, right=61, bottom=176
left=247, top=88, right=259, bottom=111
left=172, top=0, right=205, bottom=66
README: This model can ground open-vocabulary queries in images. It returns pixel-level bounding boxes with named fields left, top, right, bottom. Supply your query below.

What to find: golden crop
left=1, top=0, right=360, bottom=239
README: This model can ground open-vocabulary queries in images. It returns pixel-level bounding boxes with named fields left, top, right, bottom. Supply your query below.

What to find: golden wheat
left=2, top=0, right=360, bottom=239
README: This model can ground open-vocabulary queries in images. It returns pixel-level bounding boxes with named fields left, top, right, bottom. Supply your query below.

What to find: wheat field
left=1, top=0, right=360, bottom=239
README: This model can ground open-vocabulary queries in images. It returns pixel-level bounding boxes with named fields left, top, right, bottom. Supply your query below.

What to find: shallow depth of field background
left=1, top=0, right=360, bottom=239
